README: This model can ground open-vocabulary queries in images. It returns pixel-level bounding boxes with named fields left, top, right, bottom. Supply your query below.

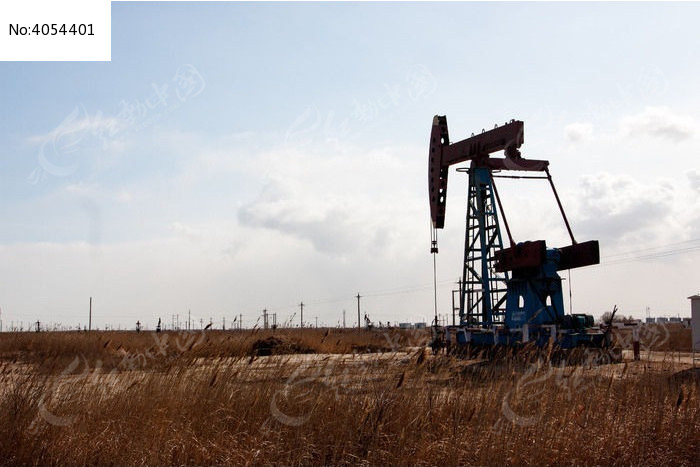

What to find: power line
left=256, top=240, right=700, bottom=313
left=258, top=279, right=456, bottom=315
left=600, top=244, right=700, bottom=266
left=602, top=237, right=700, bottom=260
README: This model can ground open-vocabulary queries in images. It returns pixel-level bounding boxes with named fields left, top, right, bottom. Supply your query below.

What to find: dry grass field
left=0, top=327, right=697, bottom=466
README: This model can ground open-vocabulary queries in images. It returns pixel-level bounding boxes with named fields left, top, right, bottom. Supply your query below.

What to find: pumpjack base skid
left=454, top=324, right=607, bottom=349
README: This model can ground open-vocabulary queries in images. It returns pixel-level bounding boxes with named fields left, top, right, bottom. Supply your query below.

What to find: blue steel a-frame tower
left=462, top=167, right=508, bottom=327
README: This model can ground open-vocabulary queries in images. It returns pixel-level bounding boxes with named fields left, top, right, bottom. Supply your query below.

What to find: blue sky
left=1, top=2, right=699, bottom=330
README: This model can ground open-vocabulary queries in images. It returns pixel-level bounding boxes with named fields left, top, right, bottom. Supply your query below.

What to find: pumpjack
left=429, top=116, right=609, bottom=351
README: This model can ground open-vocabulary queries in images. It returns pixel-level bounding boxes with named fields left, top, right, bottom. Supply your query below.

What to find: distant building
left=656, top=317, right=669, bottom=324
left=669, top=316, right=682, bottom=323
left=645, top=317, right=655, bottom=324
left=414, top=322, right=427, bottom=329
left=399, top=323, right=414, bottom=329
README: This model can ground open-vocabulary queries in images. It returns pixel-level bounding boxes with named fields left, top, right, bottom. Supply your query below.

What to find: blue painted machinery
left=428, top=116, right=606, bottom=351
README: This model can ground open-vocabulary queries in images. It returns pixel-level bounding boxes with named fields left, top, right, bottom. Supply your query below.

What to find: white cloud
left=24, top=106, right=132, bottom=182
left=688, top=170, right=700, bottom=192
left=567, top=172, right=696, bottom=250
left=170, top=222, right=203, bottom=242
left=7, top=124, right=699, bottom=329
left=564, top=122, right=593, bottom=142
left=115, top=189, right=133, bottom=203
left=619, top=106, right=697, bottom=142
left=0, top=134, right=437, bottom=326
left=236, top=143, right=424, bottom=258
left=238, top=183, right=361, bottom=255
left=64, top=182, right=96, bottom=195
left=28, top=106, right=125, bottom=146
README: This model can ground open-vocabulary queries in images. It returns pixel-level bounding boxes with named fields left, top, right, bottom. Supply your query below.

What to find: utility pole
left=89, top=297, right=92, bottom=332
left=356, top=293, right=361, bottom=329
left=263, top=309, right=268, bottom=330
left=300, top=301, right=304, bottom=328
left=222, top=317, right=225, bottom=330
left=343, top=309, right=346, bottom=328
left=451, top=278, right=461, bottom=326
left=240, top=313, right=243, bottom=330
left=188, top=309, right=191, bottom=331
left=315, top=316, right=318, bottom=328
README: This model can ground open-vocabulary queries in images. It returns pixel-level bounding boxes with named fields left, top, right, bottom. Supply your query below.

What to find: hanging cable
left=430, top=221, right=439, bottom=326
left=430, top=221, right=438, bottom=254
left=433, top=249, right=438, bottom=327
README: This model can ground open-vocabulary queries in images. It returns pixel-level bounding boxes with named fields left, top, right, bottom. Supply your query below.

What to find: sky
left=1, top=2, right=699, bottom=330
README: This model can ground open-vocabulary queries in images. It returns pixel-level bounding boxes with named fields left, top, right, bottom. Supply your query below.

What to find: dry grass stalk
left=0, top=328, right=697, bottom=466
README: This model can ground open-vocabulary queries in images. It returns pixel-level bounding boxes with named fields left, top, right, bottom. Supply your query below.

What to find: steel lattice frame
left=460, top=168, right=509, bottom=327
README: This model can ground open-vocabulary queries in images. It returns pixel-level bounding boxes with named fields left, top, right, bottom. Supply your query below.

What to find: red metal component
left=494, top=240, right=547, bottom=272
left=556, top=240, right=600, bottom=271
left=429, top=116, right=549, bottom=229
left=494, top=240, right=600, bottom=272
left=428, top=116, right=450, bottom=229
